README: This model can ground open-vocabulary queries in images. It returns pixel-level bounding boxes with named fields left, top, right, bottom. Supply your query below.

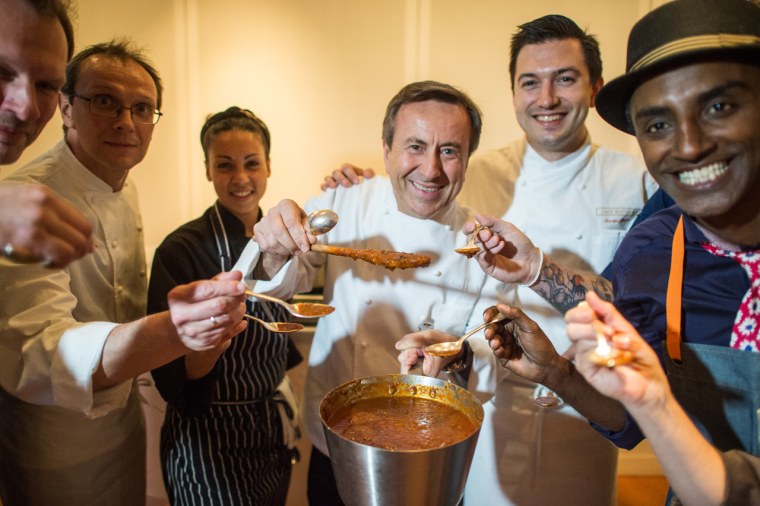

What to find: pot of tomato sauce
left=320, top=374, right=483, bottom=506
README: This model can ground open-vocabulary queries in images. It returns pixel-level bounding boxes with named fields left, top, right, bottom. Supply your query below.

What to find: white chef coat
left=458, top=137, right=658, bottom=505
left=0, top=140, right=147, bottom=505
left=238, top=177, right=499, bottom=455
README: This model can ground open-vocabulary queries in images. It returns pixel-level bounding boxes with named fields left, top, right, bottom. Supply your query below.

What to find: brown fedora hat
left=596, top=0, right=760, bottom=134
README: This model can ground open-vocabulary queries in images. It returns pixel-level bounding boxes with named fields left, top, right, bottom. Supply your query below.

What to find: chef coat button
left=361, top=341, right=368, bottom=348
left=111, top=241, right=117, bottom=249
left=140, top=269, right=146, bottom=276
left=364, top=299, right=372, bottom=305
left=579, top=184, right=587, bottom=190
left=117, top=285, right=123, bottom=293
left=137, top=225, right=143, bottom=232
left=576, top=233, right=583, bottom=240
left=434, top=270, right=442, bottom=277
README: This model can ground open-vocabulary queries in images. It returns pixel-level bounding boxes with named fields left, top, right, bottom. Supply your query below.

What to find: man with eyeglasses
left=0, top=39, right=248, bottom=505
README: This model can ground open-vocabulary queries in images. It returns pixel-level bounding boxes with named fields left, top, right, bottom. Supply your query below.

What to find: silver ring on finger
left=209, top=315, right=218, bottom=325
left=2, top=243, right=41, bottom=264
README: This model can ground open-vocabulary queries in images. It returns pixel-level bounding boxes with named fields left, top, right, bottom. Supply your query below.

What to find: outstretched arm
left=469, top=214, right=613, bottom=313
left=482, top=303, right=627, bottom=431
left=566, top=292, right=729, bottom=506
left=94, top=271, right=247, bottom=390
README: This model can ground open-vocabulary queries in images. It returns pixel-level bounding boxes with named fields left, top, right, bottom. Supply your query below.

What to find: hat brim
left=596, top=46, right=760, bottom=135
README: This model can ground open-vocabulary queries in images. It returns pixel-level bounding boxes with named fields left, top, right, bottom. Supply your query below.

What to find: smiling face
left=206, top=129, right=270, bottom=232
left=630, top=61, right=760, bottom=243
left=513, top=38, right=602, bottom=161
left=61, top=56, right=158, bottom=190
left=384, top=100, right=470, bottom=220
left=0, top=0, right=67, bottom=164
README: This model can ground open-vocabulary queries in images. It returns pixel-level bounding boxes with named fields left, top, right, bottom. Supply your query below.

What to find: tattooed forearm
left=531, top=257, right=613, bottom=314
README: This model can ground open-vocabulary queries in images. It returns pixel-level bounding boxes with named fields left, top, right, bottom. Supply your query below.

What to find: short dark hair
left=382, top=80, right=483, bottom=155
left=200, top=107, right=272, bottom=160
left=509, top=14, right=603, bottom=92
left=24, top=0, right=75, bottom=60
left=61, top=38, right=164, bottom=110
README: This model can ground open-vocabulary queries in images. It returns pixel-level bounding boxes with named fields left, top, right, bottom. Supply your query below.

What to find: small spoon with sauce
left=425, top=314, right=506, bottom=357
left=589, top=330, right=634, bottom=368
left=305, top=209, right=339, bottom=236
left=243, top=314, right=304, bottom=333
left=245, top=290, right=336, bottom=319
left=455, top=223, right=486, bottom=258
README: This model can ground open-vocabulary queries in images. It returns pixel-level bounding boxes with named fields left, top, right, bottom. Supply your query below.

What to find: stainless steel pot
left=320, top=374, right=483, bottom=506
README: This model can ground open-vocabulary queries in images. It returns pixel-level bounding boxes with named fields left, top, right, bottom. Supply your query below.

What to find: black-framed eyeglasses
left=71, top=93, right=163, bottom=125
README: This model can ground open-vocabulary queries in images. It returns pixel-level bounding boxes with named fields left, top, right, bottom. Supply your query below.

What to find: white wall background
left=2, top=0, right=670, bottom=502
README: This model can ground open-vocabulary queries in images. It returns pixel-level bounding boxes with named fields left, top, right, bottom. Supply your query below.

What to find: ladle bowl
left=306, top=209, right=339, bottom=236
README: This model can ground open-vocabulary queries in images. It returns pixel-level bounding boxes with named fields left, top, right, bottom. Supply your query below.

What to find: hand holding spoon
left=455, top=223, right=486, bottom=258
left=425, top=314, right=506, bottom=357
left=589, top=330, right=634, bottom=368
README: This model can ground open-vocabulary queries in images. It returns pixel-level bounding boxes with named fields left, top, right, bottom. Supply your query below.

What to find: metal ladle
left=243, top=314, right=304, bottom=333
left=425, top=314, right=506, bottom=357
left=305, top=209, right=339, bottom=236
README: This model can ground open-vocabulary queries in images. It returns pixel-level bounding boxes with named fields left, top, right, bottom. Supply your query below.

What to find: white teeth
left=537, top=114, right=562, bottom=122
left=232, top=191, right=252, bottom=197
left=678, top=161, right=728, bottom=186
left=411, top=181, right=439, bottom=193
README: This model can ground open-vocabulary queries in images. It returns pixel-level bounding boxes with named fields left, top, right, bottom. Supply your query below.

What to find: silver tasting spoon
left=305, top=209, right=339, bottom=236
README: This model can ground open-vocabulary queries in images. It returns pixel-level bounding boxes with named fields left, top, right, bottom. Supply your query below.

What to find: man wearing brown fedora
left=482, top=0, right=760, bottom=503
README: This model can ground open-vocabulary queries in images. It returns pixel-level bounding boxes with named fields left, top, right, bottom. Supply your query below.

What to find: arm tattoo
left=531, top=258, right=613, bottom=314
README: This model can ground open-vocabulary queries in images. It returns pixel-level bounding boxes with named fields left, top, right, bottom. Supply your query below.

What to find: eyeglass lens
left=87, top=94, right=160, bottom=124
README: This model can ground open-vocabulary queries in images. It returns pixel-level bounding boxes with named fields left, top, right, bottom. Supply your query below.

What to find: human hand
left=167, top=270, right=247, bottom=352
left=565, top=292, right=670, bottom=411
left=0, top=183, right=94, bottom=268
left=482, top=304, right=563, bottom=385
left=395, top=329, right=458, bottom=377
left=320, top=163, right=375, bottom=191
left=467, top=215, right=543, bottom=286
left=253, top=199, right=316, bottom=258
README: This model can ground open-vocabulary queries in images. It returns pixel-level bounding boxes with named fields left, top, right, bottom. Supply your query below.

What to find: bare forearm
left=253, top=253, right=290, bottom=280
left=630, top=396, right=726, bottom=505
left=531, top=257, right=613, bottom=314
left=544, top=357, right=628, bottom=431
left=184, top=347, right=227, bottom=380
left=93, top=312, right=187, bottom=390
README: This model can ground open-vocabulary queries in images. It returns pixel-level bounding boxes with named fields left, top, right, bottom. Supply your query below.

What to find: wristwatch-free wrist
left=441, top=341, right=473, bottom=388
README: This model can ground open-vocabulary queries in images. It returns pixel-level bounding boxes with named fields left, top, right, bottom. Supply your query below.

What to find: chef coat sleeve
left=0, top=260, right=131, bottom=417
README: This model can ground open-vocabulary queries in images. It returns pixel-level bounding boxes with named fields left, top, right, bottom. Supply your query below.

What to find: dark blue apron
left=663, top=215, right=760, bottom=504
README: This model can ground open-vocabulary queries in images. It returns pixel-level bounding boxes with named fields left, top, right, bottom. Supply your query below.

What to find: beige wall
left=2, top=1, right=667, bottom=501
left=3, top=0, right=659, bottom=261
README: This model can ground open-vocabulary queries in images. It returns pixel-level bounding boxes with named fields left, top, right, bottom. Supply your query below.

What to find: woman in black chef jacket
left=148, top=107, right=300, bottom=505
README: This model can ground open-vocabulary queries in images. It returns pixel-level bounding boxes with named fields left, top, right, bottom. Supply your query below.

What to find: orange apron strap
left=666, top=215, right=685, bottom=361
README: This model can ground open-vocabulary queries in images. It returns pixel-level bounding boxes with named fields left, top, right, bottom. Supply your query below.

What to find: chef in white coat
left=401, top=15, right=657, bottom=506
left=237, top=80, right=501, bottom=505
